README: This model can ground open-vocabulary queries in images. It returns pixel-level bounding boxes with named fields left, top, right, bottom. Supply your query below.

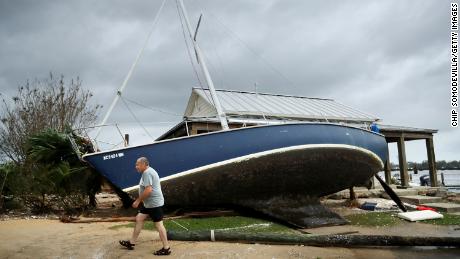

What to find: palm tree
left=27, top=129, right=100, bottom=208
left=27, top=128, right=133, bottom=209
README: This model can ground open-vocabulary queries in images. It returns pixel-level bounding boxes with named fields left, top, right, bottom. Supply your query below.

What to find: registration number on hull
left=103, top=152, right=125, bottom=160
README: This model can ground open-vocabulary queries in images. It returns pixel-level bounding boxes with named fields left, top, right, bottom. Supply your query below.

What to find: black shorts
left=139, top=205, right=164, bottom=222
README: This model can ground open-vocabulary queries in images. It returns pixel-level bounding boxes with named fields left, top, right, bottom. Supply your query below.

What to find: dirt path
left=1, top=219, right=459, bottom=259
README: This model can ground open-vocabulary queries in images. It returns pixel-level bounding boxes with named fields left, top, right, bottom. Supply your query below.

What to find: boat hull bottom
left=162, top=145, right=382, bottom=205
left=156, top=145, right=382, bottom=228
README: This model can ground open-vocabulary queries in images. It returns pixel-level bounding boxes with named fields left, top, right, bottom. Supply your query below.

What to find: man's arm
left=132, top=186, right=153, bottom=208
left=138, top=185, right=153, bottom=202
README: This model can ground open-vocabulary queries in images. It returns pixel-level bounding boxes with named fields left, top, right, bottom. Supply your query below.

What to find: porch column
left=397, top=136, right=409, bottom=187
left=384, top=152, right=392, bottom=185
left=426, top=137, right=438, bottom=187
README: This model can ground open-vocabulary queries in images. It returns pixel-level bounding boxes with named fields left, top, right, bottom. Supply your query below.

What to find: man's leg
left=154, top=220, right=170, bottom=249
left=130, top=213, right=148, bottom=244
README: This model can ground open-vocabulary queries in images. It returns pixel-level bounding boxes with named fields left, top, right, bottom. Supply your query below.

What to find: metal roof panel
left=189, top=88, right=380, bottom=122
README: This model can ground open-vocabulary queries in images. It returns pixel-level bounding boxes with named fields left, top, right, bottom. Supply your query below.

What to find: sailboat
left=83, top=0, right=388, bottom=228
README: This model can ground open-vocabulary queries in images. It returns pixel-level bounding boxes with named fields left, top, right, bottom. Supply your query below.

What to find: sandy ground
left=1, top=194, right=459, bottom=258
left=1, top=219, right=460, bottom=259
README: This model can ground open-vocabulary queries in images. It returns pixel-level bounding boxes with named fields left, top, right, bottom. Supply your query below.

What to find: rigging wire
left=120, top=96, right=156, bottom=141
left=121, top=96, right=182, bottom=117
left=94, top=0, right=167, bottom=140
left=198, top=12, right=227, bottom=91
left=192, top=0, right=297, bottom=88
left=176, top=1, right=204, bottom=90
left=213, top=42, right=227, bottom=90
left=184, top=0, right=299, bottom=122
left=96, top=139, right=125, bottom=147
left=114, top=123, right=125, bottom=141
left=119, top=121, right=180, bottom=125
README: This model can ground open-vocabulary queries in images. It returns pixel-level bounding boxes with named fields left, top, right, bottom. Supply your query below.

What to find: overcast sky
left=0, top=0, right=458, bottom=163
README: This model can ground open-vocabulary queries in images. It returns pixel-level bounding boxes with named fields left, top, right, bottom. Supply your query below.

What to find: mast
left=178, top=0, right=229, bottom=130
left=93, top=0, right=167, bottom=140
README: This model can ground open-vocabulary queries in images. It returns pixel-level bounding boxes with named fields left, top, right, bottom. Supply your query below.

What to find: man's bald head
left=137, top=157, right=149, bottom=166
left=135, top=157, right=149, bottom=173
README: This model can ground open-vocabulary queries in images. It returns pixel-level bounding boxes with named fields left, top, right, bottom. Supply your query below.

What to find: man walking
left=119, top=157, right=171, bottom=256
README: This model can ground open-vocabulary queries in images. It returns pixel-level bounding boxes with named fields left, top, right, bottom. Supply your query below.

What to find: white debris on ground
left=357, top=198, right=415, bottom=211
left=397, top=210, right=444, bottom=222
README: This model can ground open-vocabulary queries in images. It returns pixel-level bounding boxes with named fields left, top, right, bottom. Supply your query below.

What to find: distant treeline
left=390, top=160, right=460, bottom=170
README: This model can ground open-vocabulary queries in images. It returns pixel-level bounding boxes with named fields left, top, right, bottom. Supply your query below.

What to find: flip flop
left=119, top=240, right=135, bottom=250
left=153, top=247, right=171, bottom=256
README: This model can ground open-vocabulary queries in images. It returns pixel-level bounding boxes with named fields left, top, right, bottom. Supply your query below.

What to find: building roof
left=156, top=88, right=438, bottom=141
left=378, top=124, right=438, bottom=134
left=184, top=88, right=380, bottom=123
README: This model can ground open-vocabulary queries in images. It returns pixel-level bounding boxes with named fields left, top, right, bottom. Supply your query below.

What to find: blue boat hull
left=83, top=123, right=388, bottom=198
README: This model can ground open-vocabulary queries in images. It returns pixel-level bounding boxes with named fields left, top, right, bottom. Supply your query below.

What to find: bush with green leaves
left=25, top=128, right=102, bottom=213
left=0, top=128, right=102, bottom=213
left=0, top=74, right=105, bottom=214
left=1, top=127, right=134, bottom=213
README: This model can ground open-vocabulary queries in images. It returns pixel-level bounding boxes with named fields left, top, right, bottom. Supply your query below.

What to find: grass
left=345, top=212, right=460, bottom=227
left=110, top=212, right=460, bottom=233
left=421, top=213, right=460, bottom=225
left=110, top=216, right=296, bottom=234
left=345, top=212, right=403, bottom=227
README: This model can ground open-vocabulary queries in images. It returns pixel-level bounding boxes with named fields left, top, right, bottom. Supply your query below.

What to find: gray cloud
left=0, top=0, right=457, bottom=161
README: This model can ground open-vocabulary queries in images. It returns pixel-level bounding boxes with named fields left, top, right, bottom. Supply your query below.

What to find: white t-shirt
left=139, top=167, right=164, bottom=208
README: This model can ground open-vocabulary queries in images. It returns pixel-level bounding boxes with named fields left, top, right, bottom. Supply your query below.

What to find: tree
left=447, top=160, right=459, bottom=169
left=26, top=128, right=133, bottom=211
left=0, top=74, right=101, bottom=164
left=26, top=129, right=102, bottom=211
left=0, top=74, right=135, bottom=212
